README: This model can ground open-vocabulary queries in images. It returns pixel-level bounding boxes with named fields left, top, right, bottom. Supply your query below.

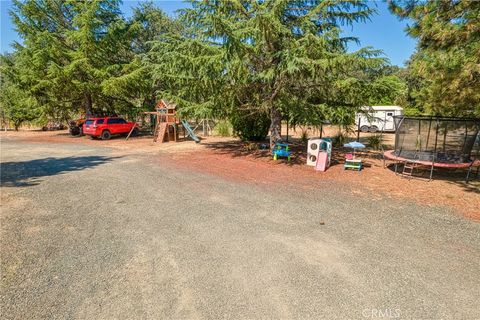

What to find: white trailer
left=355, top=106, right=403, bottom=133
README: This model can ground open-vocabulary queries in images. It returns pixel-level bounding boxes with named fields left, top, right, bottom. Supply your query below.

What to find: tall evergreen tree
left=10, top=0, right=132, bottom=117
left=102, top=2, right=182, bottom=116
left=0, top=54, right=40, bottom=130
left=389, top=0, right=480, bottom=116
left=148, top=0, right=387, bottom=146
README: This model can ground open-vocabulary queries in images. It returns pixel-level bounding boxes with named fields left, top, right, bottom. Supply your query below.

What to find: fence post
left=357, top=117, right=361, bottom=141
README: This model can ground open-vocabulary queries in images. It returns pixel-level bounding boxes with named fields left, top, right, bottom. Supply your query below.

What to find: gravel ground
left=1, top=137, right=479, bottom=319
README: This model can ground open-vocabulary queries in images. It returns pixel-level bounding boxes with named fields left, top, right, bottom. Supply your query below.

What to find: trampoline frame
left=385, top=116, right=480, bottom=182
left=383, top=150, right=480, bottom=182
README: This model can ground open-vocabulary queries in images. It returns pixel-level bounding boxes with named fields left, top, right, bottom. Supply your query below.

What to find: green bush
left=214, top=120, right=233, bottom=137
left=367, top=134, right=383, bottom=150
left=300, top=130, right=309, bottom=144
left=332, top=132, right=349, bottom=147
left=230, top=110, right=270, bottom=141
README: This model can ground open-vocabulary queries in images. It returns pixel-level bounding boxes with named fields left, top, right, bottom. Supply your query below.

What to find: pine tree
left=389, top=0, right=480, bottom=116
left=0, top=54, right=40, bottom=130
left=147, top=0, right=387, bottom=146
left=101, top=2, right=182, bottom=116
left=10, top=0, right=132, bottom=117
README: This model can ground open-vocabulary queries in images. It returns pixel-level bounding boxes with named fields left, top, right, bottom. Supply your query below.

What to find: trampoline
left=384, top=116, right=480, bottom=181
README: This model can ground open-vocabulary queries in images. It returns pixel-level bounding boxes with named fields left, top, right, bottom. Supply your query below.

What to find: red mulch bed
left=164, top=140, right=480, bottom=221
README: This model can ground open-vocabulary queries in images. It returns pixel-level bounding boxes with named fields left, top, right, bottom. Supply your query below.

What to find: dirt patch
left=0, top=130, right=200, bottom=154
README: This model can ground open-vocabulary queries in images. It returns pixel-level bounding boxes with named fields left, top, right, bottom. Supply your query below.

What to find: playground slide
left=181, top=120, right=200, bottom=143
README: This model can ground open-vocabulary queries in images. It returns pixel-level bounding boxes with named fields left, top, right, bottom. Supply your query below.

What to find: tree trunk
left=269, top=106, right=282, bottom=148
left=84, top=93, right=93, bottom=118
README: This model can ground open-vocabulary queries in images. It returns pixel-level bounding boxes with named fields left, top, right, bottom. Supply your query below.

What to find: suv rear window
left=107, top=118, right=126, bottom=124
left=85, top=120, right=94, bottom=125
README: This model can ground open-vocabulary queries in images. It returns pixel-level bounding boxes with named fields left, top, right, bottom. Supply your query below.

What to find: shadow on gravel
left=384, top=163, right=480, bottom=193
left=201, top=140, right=378, bottom=168
left=1, top=156, right=119, bottom=187
left=202, top=140, right=307, bottom=165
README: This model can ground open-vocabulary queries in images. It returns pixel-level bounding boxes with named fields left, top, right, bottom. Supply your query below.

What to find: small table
left=344, top=159, right=362, bottom=171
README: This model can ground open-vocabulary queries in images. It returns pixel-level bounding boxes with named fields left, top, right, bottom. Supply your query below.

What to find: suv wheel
left=101, top=130, right=111, bottom=140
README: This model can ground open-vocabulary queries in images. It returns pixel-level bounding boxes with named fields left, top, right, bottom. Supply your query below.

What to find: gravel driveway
left=1, top=137, right=479, bottom=319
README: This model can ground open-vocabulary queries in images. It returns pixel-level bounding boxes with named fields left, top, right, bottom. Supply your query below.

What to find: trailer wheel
left=360, top=125, right=370, bottom=133
left=369, top=126, right=378, bottom=133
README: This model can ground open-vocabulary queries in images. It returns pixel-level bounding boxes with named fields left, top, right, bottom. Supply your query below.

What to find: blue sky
left=1, top=0, right=416, bottom=66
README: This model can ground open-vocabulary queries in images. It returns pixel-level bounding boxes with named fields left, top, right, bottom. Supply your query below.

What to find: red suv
left=83, top=117, right=137, bottom=140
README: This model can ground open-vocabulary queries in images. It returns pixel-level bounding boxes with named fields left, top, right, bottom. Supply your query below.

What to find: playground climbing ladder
left=154, top=122, right=168, bottom=143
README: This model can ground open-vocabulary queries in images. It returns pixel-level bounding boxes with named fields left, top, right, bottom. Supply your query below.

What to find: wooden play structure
left=126, top=100, right=200, bottom=143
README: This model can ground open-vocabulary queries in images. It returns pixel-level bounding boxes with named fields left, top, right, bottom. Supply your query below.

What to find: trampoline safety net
left=393, top=116, right=480, bottom=164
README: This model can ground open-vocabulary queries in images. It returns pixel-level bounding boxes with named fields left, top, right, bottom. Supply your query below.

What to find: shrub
left=230, top=110, right=270, bottom=141
left=214, top=120, right=233, bottom=137
left=367, top=134, right=383, bottom=150
left=332, top=132, right=349, bottom=147
left=300, top=130, right=309, bottom=144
